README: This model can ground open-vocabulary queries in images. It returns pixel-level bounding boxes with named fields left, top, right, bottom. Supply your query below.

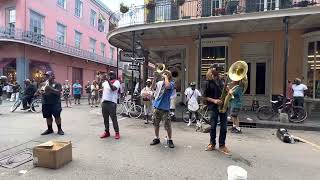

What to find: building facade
left=108, top=0, right=320, bottom=115
left=0, top=0, right=118, bottom=89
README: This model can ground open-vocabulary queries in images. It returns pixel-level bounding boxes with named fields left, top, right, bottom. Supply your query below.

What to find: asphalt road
left=0, top=101, right=319, bottom=180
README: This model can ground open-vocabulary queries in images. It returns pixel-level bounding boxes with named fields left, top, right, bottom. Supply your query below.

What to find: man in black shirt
left=40, top=71, right=64, bottom=135
left=21, top=79, right=36, bottom=110
left=203, top=67, right=230, bottom=155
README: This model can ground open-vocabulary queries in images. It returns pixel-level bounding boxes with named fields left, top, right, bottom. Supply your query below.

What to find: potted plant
left=214, top=8, right=226, bottom=16
left=120, top=3, right=129, bottom=13
left=146, top=0, right=155, bottom=9
left=177, top=0, right=185, bottom=6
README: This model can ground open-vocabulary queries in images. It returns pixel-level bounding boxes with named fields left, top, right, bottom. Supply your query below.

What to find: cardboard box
left=33, top=141, right=72, bottom=169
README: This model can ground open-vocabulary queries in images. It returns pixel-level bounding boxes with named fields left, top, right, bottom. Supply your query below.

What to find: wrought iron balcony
left=0, top=26, right=113, bottom=66
left=109, top=0, right=319, bottom=31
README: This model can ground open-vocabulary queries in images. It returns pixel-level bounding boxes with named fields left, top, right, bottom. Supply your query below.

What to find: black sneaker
left=57, top=129, right=65, bottom=135
left=228, top=127, right=235, bottom=131
left=150, top=138, right=160, bottom=145
left=41, top=129, right=54, bottom=135
left=231, top=128, right=242, bottom=134
left=168, top=140, right=175, bottom=148
left=144, top=120, right=149, bottom=124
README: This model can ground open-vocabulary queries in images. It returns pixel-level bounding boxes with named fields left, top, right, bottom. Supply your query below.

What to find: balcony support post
left=283, top=16, right=289, bottom=100
left=197, top=24, right=202, bottom=89
left=131, top=31, right=135, bottom=102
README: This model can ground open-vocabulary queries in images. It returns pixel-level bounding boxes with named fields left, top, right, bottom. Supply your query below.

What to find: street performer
left=203, top=66, right=230, bottom=155
left=150, top=70, right=175, bottom=148
left=40, top=71, right=64, bottom=135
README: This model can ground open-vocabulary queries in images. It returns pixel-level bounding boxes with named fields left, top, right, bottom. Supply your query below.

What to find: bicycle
left=10, top=94, right=42, bottom=113
left=116, top=100, right=142, bottom=118
left=257, top=95, right=307, bottom=123
left=182, top=104, right=210, bottom=124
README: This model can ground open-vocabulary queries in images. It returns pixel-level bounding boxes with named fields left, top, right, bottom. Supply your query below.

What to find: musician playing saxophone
left=204, top=66, right=230, bottom=155
left=228, top=80, right=243, bottom=134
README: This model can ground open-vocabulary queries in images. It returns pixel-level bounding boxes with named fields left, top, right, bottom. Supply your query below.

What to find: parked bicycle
left=10, top=93, right=42, bottom=113
left=257, top=95, right=307, bottom=123
left=116, top=100, right=142, bottom=118
left=182, top=104, right=210, bottom=124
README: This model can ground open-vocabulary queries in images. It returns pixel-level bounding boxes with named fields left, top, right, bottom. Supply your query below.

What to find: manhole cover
left=0, top=149, right=33, bottom=169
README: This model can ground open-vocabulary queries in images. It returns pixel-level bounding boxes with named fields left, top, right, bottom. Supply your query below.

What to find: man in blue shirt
left=73, top=80, right=82, bottom=105
left=150, top=70, right=175, bottom=148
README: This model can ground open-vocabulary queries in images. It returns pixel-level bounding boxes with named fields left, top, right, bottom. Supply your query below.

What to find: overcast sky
left=101, top=0, right=144, bottom=12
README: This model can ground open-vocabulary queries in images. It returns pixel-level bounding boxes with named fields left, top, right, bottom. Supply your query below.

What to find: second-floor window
left=57, top=23, right=66, bottom=44
left=75, top=0, right=83, bottom=17
left=98, top=14, right=105, bottom=32
left=57, top=0, right=66, bottom=9
left=30, top=10, right=44, bottom=34
left=90, top=38, right=96, bottom=53
left=75, top=31, right=82, bottom=48
left=90, top=10, right=97, bottom=27
left=100, top=43, right=106, bottom=57
left=110, top=47, right=115, bottom=62
left=6, top=8, right=16, bottom=29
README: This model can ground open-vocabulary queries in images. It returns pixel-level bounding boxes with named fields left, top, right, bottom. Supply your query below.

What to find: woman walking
left=90, top=80, right=99, bottom=107
left=62, top=80, right=72, bottom=108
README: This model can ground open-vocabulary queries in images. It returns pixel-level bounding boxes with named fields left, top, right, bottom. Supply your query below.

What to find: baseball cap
left=45, top=71, right=54, bottom=77
left=190, top=82, right=196, bottom=86
left=146, top=79, right=152, bottom=82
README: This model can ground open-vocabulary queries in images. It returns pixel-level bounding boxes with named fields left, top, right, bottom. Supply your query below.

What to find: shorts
left=63, top=94, right=70, bottom=99
left=74, top=94, right=81, bottom=99
left=153, top=109, right=171, bottom=130
left=42, top=104, right=62, bottom=119
left=230, top=107, right=240, bottom=117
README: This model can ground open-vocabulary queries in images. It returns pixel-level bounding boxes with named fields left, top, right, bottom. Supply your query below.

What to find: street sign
left=120, top=50, right=138, bottom=62
left=131, top=57, right=145, bottom=63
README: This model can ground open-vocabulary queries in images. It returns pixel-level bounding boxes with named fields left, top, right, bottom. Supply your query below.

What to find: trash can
left=227, top=165, right=247, bottom=180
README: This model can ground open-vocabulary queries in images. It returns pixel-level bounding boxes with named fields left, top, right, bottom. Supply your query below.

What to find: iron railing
left=109, top=0, right=319, bottom=31
left=0, top=26, right=113, bottom=66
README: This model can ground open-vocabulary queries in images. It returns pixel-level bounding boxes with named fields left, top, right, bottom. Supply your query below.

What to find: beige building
left=108, top=0, right=320, bottom=115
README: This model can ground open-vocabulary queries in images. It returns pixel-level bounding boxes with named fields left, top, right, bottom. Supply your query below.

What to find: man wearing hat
left=184, top=82, right=201, bottom=126
left=40, top=71, right=64, bottom=135
left=141, top=78, right=154, bottom=124
left=292, top=78, right=308, bottom=107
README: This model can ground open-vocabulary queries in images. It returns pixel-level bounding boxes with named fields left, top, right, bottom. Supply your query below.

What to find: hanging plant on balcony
left=146, top=0, right=155, bottom=9
left=177, top=0, right=185, bottom=6
left=120, top=3, right=129, bottom=13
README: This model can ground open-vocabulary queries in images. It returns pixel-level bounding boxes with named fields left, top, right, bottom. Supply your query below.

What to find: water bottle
left=164, top=136, right=168, bottom=147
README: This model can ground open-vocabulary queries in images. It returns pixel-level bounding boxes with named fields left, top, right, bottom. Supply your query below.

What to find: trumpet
left=155, top=63, right=166, bottom=74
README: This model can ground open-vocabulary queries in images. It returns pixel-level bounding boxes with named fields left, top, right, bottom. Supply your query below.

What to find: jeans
left=293, top=97, right=304, bottom=107
left=22, top=95, right=33, bottom=109
left=102, top=101, right=119, bottom=132
left=209, top=108, right=227, bottom=146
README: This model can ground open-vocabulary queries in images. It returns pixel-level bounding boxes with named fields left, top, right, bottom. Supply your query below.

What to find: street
left=0, top=102, right=320, bottom=180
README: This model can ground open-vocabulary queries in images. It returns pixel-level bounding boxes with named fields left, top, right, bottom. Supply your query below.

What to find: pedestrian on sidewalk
left=203, top=67, right=230, bottom=155
left=90, top=80, right=99, bottom=107
left=40, top=71, right=64, bottom=135
left=73, top=80, right=82, bottom=105
left=185, top=82, right=201, bottom=126
left=228, top=80, right=243, bottom=134
left=150, top=70, right=175, bottom=148
left=62, top=80, right=72, bottom=108
left=21, top=79, right=36, bottom=110
left=141, top=79, right=153, bottom=124
left=100, top=71, right=121, bottom=139
left=6, top=83, right=13, bottom=101
left=292, top=78, right=307, bottom=107
left=10, top=81, right=20, bottom=102
left=85, top=81, right=91, bottom=105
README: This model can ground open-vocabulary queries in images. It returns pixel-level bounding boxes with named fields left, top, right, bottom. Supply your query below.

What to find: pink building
left=0, top=0, right=119, bottom=89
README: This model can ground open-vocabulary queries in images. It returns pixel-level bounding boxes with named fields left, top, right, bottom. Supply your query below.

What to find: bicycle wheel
left=30, top=99, right=42, bottom=113
left=257, top=106, right=274, bottom=120
left=288, top=106, right=307, bottom=123
left=129, top=104, right=142, bottom=118
left=10, top=100, right=21, bottom=112
left=116, top=103, right=125, bottom=116
left=182, top=110, right=191, bottom=123
left=199, top=107, right=210, bottom=124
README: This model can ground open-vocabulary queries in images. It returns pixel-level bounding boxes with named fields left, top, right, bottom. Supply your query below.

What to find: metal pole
left=197, top=24, right=202, bottom=89
left=116, top=47, right=119, bottom=79
left=131, top=31, right=135, bottom=102
left=283, top=16, right=289, bottom=99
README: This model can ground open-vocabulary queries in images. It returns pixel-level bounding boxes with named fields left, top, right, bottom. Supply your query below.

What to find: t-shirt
left=42, top=82, right=62, bottom=105
left=85, top=84, right=91, bottom=94
left=230, top=85, right=243, bottom=109
left=153, top=81, right=174, bottom=111
left=203, top=79, right=224, bottom=109
left=91, top=84, right=99, bottom=96
left=292, top=84, right=308, bottom=97
left=102, top=80, right=120, bottom=103
left=141, top=86, right=153, bottom=101
left=73, top=83, right=82, bottom=95
left=185, top=87, right=201, bottom=111
left=62, top=85, right=71, bottom=95
left=24, top=84, right=36, bottom=97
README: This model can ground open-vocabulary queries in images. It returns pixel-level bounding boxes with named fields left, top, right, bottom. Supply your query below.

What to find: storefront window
left=307, top=41, right=320, bottom=99
left=201, top=46, right=227, bottom=78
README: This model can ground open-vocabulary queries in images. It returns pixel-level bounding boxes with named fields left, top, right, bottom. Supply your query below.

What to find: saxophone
left=218, top=61, right=248, bottom=113
left=40, top=80, right=49, bottom=92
